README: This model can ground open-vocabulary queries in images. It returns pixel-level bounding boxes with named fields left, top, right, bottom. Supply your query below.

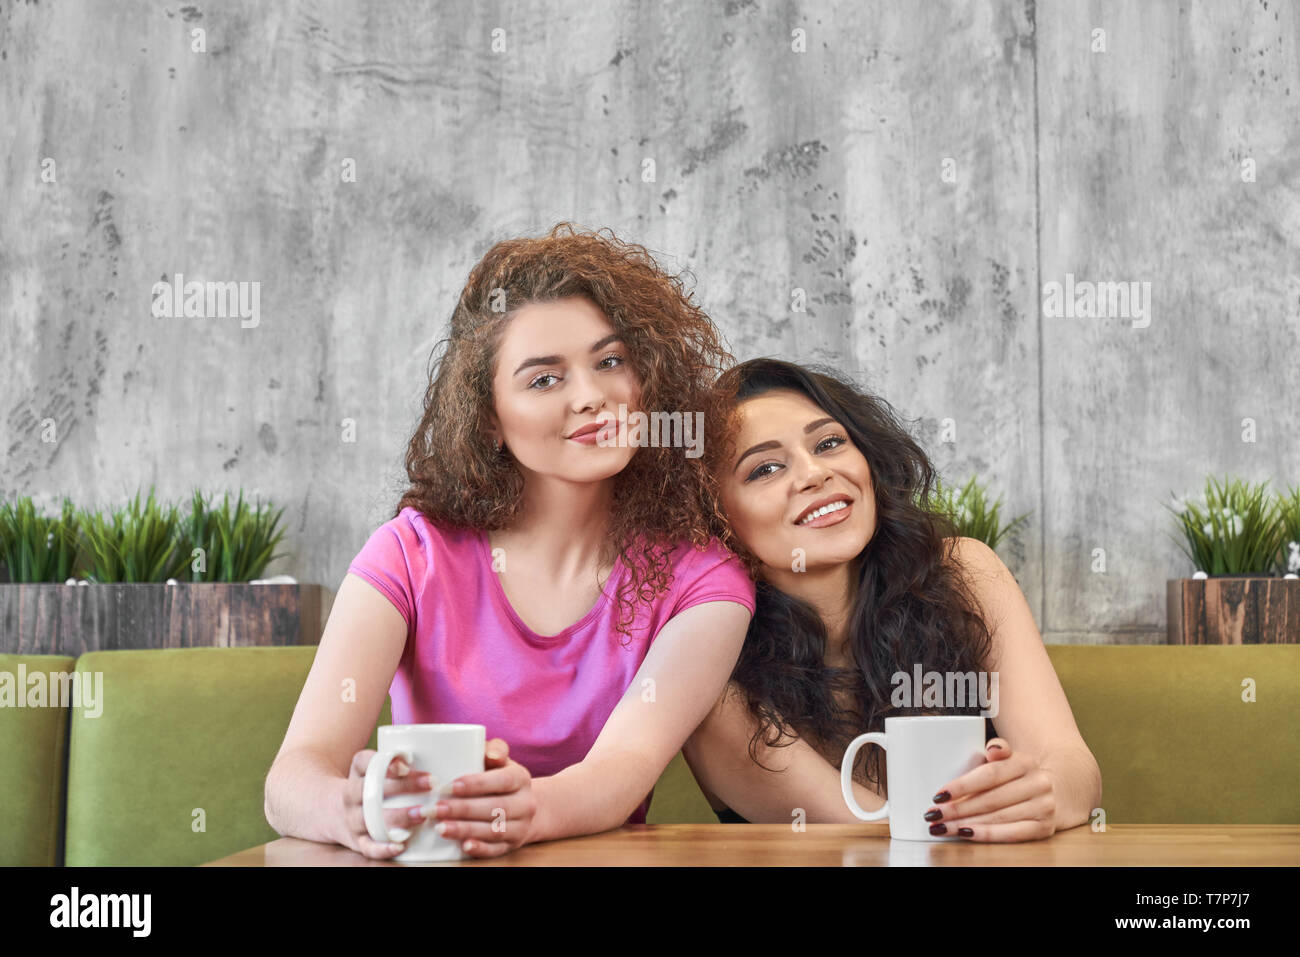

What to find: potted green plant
left=0, top=487, right=329, bottom=654
left=1164, top=476, right=1298, bottom=644
left=0, top=496, right=80, bottom=585
left=927, top=474, right=1031, bottom=552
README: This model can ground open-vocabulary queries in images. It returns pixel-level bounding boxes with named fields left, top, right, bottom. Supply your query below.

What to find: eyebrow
left=733, top=417, right=838, bottom=474
left=512, top=333, right=626, bottom=378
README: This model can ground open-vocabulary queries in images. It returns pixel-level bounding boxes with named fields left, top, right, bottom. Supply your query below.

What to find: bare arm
left=950, top=536, right=1103, bottom=830
left=264, top=573, right=407, bottom=845
left=1041, top=744, right=1104, bottom=831
left=682, top=681, right=887, bottom=823
left=523, top=599, right=752, bottom=844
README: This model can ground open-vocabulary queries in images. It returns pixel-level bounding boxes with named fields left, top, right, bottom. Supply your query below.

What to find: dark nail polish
left=923, top=809, right=943, bottom=822
left=958, top=827, right=974, bottom=837
left=932, top=790, right=951, bottom=804
left=929, top=823, right=947, bottom=835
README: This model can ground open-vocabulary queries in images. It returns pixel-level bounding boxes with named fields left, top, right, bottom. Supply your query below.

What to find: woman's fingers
left=354, top=832, right=410, bottom=859
left=432, top=754, right=536, bottom=856
left=925, top=769, right=1042, bottom=822
left=388, top=771, right=438, bottom=797
left=984, top=737, right=1012, bottom=759
left=930, top=742, right=1026, bottom=806
left=447, top=761, right=525, bottom=800
left=348, top=748, right=432, bottom=786
left=930, top=790, right=1056, bottom=829
left=340, top=745, right=532, bottom=859
left=924, top=745, right=1059, bottom=842
left=434, top=759, right=531, bottom=825
left=458, top=837, right=514, bottom=858
left=341, top=747, right=442, bottom=852
left=430, top=814, right=520, bottom=842
left=343, top=771, right=436, bottom=805
left=342, top=798, right=436, bottom=840
left=344, top=750, right=438, bottom=800
left=939, top=817, right=1056, bottom=843
left=430, top=794, right=522, bottom=825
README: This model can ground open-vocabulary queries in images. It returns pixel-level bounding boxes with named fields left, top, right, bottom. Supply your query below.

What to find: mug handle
left=841, top=732, right=888, bottom=821
left=362, top=748, right=414, bottom=844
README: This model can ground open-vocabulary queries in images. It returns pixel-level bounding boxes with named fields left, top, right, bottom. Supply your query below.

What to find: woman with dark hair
left=266, top=224, right=756, bottom=859
left=684, top=358, right=1102, bottom=842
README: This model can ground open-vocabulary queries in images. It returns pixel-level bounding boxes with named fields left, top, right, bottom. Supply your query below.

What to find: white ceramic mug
left=363, top=723, right=486, bottom=861
left=840, top=715, right=987, bottom=841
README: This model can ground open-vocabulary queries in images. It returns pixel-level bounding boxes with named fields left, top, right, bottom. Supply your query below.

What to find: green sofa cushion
left=1045, top=644, right=1300, bottom=825
left=19, top=642, right=1297, bottom=866
left=64, top=646, right=389, bottom=866
left=647, top=750, right=715, bottom=824
left=0, top=654, right=77, bottom=866
left=650, top=645, right=1300, bottom=826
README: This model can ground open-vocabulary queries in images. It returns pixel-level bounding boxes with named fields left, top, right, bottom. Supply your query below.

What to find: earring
left=493, top=437, right=502, bottom=453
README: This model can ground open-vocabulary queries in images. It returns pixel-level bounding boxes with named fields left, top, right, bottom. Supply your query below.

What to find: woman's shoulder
left=354, top=506, right=480, bottom=566
left=659, top=534, right=750, bottom=574
left=942, top=535, right=1022, bottom=628
left=391, top=506, right=479, bottom=548
left=650, top=535, right=756, bottom=615
left=944, top=536, right=1015, bottom=583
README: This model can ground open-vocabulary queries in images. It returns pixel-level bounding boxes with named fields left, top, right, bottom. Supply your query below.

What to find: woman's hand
left=921, top=738, right=1059, bottom=842
left=430, top=738, right=538, bottom=859
left=337, top=748, right=438, bottom=860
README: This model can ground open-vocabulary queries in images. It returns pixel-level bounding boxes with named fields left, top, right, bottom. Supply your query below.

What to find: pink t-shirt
left=346, top=506, right=756, bottom=824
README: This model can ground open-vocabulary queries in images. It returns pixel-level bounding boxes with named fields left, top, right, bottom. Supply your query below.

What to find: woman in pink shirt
left=265, top=224, right=756, bottom=859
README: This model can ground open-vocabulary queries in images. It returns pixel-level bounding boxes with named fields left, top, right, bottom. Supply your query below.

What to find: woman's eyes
left=529, top=353, right=625, bottom=390
left=746, top=435, right=847, bottom=481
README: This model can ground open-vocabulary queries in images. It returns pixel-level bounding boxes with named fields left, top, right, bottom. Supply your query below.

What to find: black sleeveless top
left=712, top=716, right=999, bottom=823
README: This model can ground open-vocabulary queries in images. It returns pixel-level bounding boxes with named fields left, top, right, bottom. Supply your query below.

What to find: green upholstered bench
left=61, top=646, right=388, bottom=866
left=648, top=645, right=1300, bottom=826
left=1040, top=644, right=1300, bottom=826
left=2, top=643, right=1297, bottom=864
left=0, top=654, right=77, bottom=866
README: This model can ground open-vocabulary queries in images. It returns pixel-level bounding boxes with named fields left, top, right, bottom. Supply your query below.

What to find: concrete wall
left=2, top=1, right=1296, bottom=643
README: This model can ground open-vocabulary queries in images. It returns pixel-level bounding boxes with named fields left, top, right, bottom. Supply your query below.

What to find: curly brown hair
left=705, top=358, right=997, bottom=797
left=394, top=223, right=742, bottom=642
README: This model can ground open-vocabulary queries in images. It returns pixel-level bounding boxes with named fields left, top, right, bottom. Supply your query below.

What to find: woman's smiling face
left=488, top=295, right=642, bottom=483
left=719, top=388, right=876, bottom=576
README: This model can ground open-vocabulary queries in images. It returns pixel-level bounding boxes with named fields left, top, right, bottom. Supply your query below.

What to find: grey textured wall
left=2, top=1, right=1296, bottom=643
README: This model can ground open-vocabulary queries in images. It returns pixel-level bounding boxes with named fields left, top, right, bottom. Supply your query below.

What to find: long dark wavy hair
left=394, top=223, right=739, bottom=643
left=708, top=358, right=997, bottom=797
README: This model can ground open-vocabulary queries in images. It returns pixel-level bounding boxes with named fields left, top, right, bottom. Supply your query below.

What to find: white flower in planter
left=1202, top=514, right=1243, bottom=538
left=1192, top=570, right=1208, bottom=579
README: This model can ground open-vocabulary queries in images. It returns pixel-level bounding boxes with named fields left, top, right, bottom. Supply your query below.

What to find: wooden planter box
left=1166, top=577, right=1300, bottom=644
left=0, top=583, right=333, bottom=655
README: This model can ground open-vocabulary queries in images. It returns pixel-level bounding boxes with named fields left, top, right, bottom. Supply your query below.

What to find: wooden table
left=204, top=823, right=1300, bottom=866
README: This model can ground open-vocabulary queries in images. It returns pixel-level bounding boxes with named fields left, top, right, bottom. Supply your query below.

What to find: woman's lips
left=568, top=420, right=619, bottom=445
left=795, top=501, right=853, bottom=528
